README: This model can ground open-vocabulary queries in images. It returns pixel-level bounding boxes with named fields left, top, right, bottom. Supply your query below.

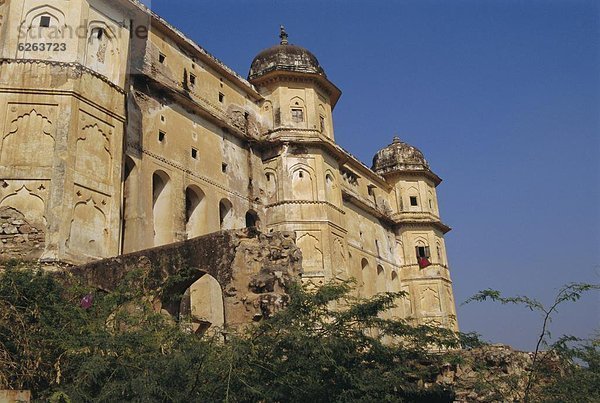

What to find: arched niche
left=264, top=169, right=277, bottom=203
left=325, top=171, right=339, bottom=204
left=1, top=109, right=54, bottom=168
left=75, top=123, right=111, bottom=184
left=0, top=186, right=46, bottom=228
left=68, top=199, right=108, bottom=258
left=85, top=22, right=120, bottom=83
left=153, top=170, right=172, bottom=246
left=297, top=232, right=323, bottom=272
left=360, top=258, right=372, bottom=296
left=121, top=156, right=138, bottom=253
left=376, top=264, right=386, bottom=294
left=185, top=185, right=206, bottom=239
left=219, top=198, right=233, bottom=230
left=290, top=165, right=315, bottom=201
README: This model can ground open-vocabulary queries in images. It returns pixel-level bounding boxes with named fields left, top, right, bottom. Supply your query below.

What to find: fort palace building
left=0, top=0, right=458, bottom=330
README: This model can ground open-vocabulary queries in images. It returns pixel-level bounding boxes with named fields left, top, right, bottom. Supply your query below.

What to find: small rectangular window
left=291, top=108, right=304, bottom=123
left=410, top=196, right=418, bottom=206
left=190, top=74, right=196, bottom=86
left=40, top=16, right=51, bottom=28
left=158, top=131, right=166, bottom=142
left=222, top=163, right=228, bottom=173
left=219, top=92, right=225, bottom=103
left=158, top=53, right=166, bottom=64
left=320, top=115, right=326, bottom=132
left=191, top=148, right=198, bottom=159
left=96, top=29, right=104, bottom=40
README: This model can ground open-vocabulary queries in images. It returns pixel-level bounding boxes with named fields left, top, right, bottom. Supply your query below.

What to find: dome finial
left=393, top=136, right=401, bottom=144
left=279, top=25, right=289, bottom=45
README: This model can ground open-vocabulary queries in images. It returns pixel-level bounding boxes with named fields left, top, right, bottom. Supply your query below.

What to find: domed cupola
left=249, top=26, right=327, bottom=80
left=372, top=136, right=431, bottom=175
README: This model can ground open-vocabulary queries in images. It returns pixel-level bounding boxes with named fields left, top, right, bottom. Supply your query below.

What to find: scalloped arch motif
left=297, top=232, right=323, bottom=272
left=67, top=198, right=108, bottom=258
left=75, top=123, right=112, bottom=184
left=0, top=186, right=46, bottom=227
left=1, top=109, right=54, bottom=167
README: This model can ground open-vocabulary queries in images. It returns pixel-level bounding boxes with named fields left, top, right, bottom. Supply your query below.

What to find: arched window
left=245, top=210, right=259, bottom=229
left=152, top=171, right=172, bottom=246
left=219, top=199, right=233, bottom=230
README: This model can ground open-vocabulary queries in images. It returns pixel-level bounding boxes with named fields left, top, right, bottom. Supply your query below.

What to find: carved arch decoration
left=296, top=232, right=323, bottom=272
left=67, top=197, right=109, bottom=258
left=21, top=4, right=66, bottom=29
left=1, top=108, right=55, bottom=167
left=75, top=123, right=112, bottom=184
left=0, top=185, right=46, bottom=227
left=85, top=20, right=120, bottom=82
left=401, top=285, right=413, bottom=317
left=289, top=163, right=316, bottom=201
left=19, top=5, right=67, bottom=58
left=420, top=285, right=442, bottom=313
left=332, top=237, right=347, bottom=279
left=324, top=169, right=340, bottom=204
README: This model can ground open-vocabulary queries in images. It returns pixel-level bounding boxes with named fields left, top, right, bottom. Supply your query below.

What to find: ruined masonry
left=0, top=0, right=458, bottom=331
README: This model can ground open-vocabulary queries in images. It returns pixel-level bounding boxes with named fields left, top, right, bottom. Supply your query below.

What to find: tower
left=373, top=137, right=458, bottom=329
left=0, top=0, right=134, bottom=263
left=248, top=27, right=344, bottom=284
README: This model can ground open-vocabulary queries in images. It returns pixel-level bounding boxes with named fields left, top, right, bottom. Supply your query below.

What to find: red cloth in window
left=418, top=257, right=432, bottom=269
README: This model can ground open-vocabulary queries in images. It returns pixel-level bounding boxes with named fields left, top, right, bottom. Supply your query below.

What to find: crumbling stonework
left=68, top=229, right=302, bottom=330
left=437, top=344, right=563, bottom=402
left=0, top=207, right=44, bottom=261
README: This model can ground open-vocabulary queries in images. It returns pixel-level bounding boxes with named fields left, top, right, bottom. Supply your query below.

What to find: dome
left=372, top=136, right=430, bottom=175
left=248, top=26, right=326, bottom=81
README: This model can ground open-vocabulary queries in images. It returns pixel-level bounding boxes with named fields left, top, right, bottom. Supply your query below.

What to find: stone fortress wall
left=0, top=0, right=458, bottom=331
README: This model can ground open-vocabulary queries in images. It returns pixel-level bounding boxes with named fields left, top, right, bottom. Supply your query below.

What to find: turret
left=248, top=27, right=341, bottom=140
left=373, top=137, right=458, bottom=330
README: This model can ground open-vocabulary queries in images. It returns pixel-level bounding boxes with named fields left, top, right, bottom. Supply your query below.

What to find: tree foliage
left=465, top=283, right=600, bottom=402
left=0, top=264, right=466, bottom=402
left=2, top=262, right=598, bottom=402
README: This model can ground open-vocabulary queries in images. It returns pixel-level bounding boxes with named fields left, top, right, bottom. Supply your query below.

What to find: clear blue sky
left=146, top=0, right=600, bottom=351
